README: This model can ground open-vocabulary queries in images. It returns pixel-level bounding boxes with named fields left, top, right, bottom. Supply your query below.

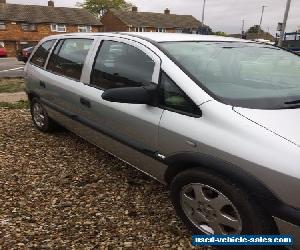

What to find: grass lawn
left=0, top=78, right=25, bottom=93
left=0, top=100, right=29, bottom=109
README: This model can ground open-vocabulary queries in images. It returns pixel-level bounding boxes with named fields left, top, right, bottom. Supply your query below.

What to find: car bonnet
left=233, top=107, right=300, bottom=147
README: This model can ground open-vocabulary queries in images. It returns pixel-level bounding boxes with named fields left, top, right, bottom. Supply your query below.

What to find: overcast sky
left=8, top=0, right=300, bottom=35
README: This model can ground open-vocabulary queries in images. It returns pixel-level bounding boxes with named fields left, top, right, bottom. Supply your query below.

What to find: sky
left=7, top=0, right=300, bottom=35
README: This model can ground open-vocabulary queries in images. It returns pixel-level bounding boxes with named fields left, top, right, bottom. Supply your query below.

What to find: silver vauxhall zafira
left=24, top=32, right=300, bottom=248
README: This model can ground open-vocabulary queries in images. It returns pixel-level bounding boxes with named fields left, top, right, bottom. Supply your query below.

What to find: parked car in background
left=17, top=46, right=34, bottom=62
left=0, top=44, right=7, bottom=57
left=24, top=33, right=300, bottom=249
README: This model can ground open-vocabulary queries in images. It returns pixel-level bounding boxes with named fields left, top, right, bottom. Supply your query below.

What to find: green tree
left=247, top=25, right=264, bottom=34
left=78, top=0, right=133, bottom=17
left=212, top=31, right=228, bottom=36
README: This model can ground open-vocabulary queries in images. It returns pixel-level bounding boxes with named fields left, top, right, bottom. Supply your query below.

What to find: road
left=0, top=58, right=25, bottom=78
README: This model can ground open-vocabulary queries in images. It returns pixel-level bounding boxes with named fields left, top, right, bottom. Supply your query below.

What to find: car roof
left=44, top=32, right=250, bottom=43
left=120, top=32, right=248, bottom=43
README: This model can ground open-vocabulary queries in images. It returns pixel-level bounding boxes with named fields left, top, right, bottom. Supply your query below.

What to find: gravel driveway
left=0, top=109, right=211, bottom=249
left=0, top=92, right=27, bottom=103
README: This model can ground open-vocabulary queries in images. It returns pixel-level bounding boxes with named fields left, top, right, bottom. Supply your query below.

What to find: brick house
left=101, top=7, right=201, bottom=33
left=0, top=0, right=103, bottom=57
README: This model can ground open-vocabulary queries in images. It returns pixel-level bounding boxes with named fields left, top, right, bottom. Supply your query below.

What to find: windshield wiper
left=285, top=100, right=300, bottom=105
left=280, top=100, right=300, bottom=109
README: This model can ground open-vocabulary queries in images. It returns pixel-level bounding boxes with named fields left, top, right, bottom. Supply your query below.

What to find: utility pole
left=278, top=0, right=292, bottom=47
left=258, top=5, right=267, bottom=39
left=202, top=0, right=206, bottom=26
left=241, top=19, right=245, bottom=38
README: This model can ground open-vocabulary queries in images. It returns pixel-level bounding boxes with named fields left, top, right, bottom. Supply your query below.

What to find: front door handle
left=80, top=97, right=91, bottom=108
left=40, top=81, right=46, bottom=88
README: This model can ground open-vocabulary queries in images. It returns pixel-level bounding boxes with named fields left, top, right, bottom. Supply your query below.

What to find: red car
left=0, top=45, right=7, bottom=57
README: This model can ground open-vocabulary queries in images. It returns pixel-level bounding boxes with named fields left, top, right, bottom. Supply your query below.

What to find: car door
left=40, top=37, right=95, bottom=122
left=157, top=72, right=203, bottom=157
left=76, top=36, right=167, bottom=181
left=26, top=39, right=57, bottom=99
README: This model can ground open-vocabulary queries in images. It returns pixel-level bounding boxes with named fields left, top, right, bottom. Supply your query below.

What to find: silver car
left=24, top=32, right=300, bottom=248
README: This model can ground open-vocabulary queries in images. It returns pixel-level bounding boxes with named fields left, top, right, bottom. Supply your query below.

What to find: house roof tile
left=110, top=9, right=201, bottom=29
left=0, top=3, right=102, bottom=26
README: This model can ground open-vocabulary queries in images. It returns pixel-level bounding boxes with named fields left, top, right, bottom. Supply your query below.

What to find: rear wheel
left=170, top=168, right=278, bottom=248
left=30, top=98, right=58, bottom=132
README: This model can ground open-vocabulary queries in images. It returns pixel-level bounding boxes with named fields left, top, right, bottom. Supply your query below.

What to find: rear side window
left=90, top=40, right=155, bottom=90
left=47, top=38, right=93, bottom=81
left=30, top=40, right=55, bottom=68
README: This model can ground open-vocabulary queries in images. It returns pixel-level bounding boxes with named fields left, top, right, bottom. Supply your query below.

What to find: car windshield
left=160, top=41, right=300, bottom=109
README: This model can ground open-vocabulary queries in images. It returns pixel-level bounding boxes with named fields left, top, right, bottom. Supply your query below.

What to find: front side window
left=91, top=41, right=155, bottom=89
left=159, top=72, right=201, bottom=115
left=51, top=24, right=66, bottom=32
left=30, top=40, right=55, bottom=68
left=0, top=21, right=6, bottom=30
left=160, top=42, right=300, bottom=109
left=78, top=25, right=92, bottom=33
left=47, top=38, right=93, bottom=81
left=21, top=23, right=37, bottom=31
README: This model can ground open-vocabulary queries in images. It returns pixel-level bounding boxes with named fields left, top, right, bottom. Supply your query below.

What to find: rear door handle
left=80, top=97, right=91, bottom=108
left=40, top=81, right=46, bottom=88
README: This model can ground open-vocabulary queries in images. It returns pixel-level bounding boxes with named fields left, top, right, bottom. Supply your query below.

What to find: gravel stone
left=0, top=109, right=212, bottom=249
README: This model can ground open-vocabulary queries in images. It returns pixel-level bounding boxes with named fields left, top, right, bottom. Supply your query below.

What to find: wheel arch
left=164, top=152, right=281, bottom=209
left=26, top=90, right=40, bottom=102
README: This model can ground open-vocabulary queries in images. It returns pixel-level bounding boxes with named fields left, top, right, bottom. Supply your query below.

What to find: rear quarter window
left=30, top=40, right=56, bottom=68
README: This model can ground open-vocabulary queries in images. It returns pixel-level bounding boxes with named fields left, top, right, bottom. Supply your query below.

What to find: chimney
left=48, top=0, right=54, bottom=7
left=0, top=0, right=6, bottom=3
left=132, top=6, right=138, bottom=12
left=164, top=8, right=170, bottom=14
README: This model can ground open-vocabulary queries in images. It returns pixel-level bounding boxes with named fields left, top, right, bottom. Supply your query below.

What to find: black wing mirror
left=102, top=85, right=157, bottom=105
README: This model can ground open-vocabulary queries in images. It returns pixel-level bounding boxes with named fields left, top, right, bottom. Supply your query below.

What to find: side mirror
left=102, top=85, right=157, bottom=105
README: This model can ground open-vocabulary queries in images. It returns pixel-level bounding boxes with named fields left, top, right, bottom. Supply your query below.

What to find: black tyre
left=170, top=168, right=279, bottom=249
left=30, top=98, right=58, bottom=132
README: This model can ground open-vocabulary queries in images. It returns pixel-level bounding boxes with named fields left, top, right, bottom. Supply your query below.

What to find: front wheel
left=30, top=98, right=58, bottom=132
left=170, top=168, right=277, bottom=236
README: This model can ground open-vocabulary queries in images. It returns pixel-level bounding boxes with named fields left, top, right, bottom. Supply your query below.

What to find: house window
left=21, top=23, right=37, bottom=31
left=175, top=29, right=183, bottom=33
left=0, top=21, right=6, bottom=30
left=135, top=27, right=145, bottom=32
left=51, top=24, right=66, bottom=32
left=156, top=28, right=166, bottom=32
left=78, top=25, right=92, bottom=33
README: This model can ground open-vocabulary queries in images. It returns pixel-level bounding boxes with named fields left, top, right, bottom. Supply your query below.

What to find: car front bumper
left=274, top=217, right=300, bottom=249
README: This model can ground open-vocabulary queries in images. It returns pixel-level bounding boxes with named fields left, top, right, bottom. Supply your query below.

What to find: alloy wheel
left=32, top=102, right=46, bottom=128
left=180, top=183, right=242, bottom=235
